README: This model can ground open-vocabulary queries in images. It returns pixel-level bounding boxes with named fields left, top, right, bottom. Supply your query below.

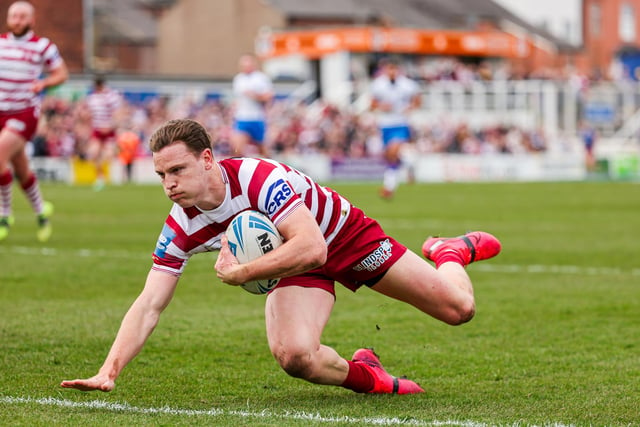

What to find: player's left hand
left=60, top=374, right=114, bottom=392
left=215, top=235, right=243, bottom=286
left=31, top=80, right=46, bottom=94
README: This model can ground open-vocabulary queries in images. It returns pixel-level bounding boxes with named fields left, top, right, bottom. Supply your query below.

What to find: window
left=620, top=3, right=636, bottom=42
left=590, top=2, right=601, bottom=37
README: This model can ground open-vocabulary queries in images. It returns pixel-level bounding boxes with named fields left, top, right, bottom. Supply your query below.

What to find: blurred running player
left=62, top=118, right=502, bottom=396
left=0, top=1, right=68, bottom=242
left=370, top=57, right=421, bottom=199
left=231, top=54, right=274, bottom=157
left=85, top=76, right=122, bottom=190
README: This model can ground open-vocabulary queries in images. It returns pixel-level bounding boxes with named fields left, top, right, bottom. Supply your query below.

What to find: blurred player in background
left=231, top=54, right=274, bottom=157
left=370, top=57, right=421, bottom=199
left=61, top=118, right=501, bottom=396
left=85, top=76, right=122, bottom=190
left=579, top=120, right=597, bottom=172
left=0, top=0, right=68, bottom=242
left=116, top=129, right=141, bottom=183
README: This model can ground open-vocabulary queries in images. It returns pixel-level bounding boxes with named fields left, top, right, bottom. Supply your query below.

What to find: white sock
left=383, top=168, right=398, bottom=192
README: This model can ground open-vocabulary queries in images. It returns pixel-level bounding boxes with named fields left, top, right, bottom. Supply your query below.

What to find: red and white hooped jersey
left=0, top=31, right=64, bottom=112
left=86, top=88, right=121, bottom=130
left=152, top=157, right=351, bottom=276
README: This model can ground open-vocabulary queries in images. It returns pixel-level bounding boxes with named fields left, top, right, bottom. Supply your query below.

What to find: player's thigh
left=100, top=141, right=117, bottom=161
left=0, top=128, right=25, bottom=165
left=85, top=138, right=101, bottom=160
left=385, top=141, right=403, bottom=161
left=265, top=285, right=334, bottom=352
left=371, top=249, right=460, bottom=317
left=10, top=149, right=30, bottom=180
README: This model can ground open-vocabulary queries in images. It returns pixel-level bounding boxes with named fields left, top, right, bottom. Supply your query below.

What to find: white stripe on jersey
left=0, top=32, right=63, bottom=111
left=86, top=89, right=121, bottom=129
left=151, top=158, right=351, bottom=276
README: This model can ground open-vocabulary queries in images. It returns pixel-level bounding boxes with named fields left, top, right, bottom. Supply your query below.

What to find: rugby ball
left=225, top=210, right=283, bottom=294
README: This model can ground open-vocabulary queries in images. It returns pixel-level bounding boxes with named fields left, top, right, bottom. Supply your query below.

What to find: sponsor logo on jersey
left=154, top=224, right=177, bottom=258
left=265, top=179, right=292, bottom=214
left=353, top=239, right=393, bottom=272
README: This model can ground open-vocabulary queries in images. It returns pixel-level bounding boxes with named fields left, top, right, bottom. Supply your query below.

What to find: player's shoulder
left=219, top=156, right=282, bottom=173
left=28, top=33, right=53, bottom=46
left=400, top=74, right=420, bottom=87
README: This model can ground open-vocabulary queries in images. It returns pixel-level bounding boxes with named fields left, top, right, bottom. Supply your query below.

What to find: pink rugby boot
left=422, top=231, right=501, bottom=266
left=352, top=348, right=424, bottom=394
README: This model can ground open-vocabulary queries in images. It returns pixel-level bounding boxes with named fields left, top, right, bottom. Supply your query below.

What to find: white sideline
left=1, top=395, right=493, bottom=426
left=2, top=245, right=639, bottom=277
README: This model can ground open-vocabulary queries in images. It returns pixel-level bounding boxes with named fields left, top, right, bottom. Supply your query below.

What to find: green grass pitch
left=1, top=181, right=638, bottom=426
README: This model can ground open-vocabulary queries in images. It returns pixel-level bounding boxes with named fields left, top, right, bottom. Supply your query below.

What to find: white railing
left=353, top=79, right=640, bottom=140
left=58, top=75, right=640, bottom=144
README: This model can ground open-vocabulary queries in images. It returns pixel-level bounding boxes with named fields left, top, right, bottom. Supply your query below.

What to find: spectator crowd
left=31, top=88, right=548, bottom=163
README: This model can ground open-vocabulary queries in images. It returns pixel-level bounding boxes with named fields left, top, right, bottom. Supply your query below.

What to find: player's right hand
left=60, top=374, right=114, bottom=392
left=214, top=235, right=243, bottom=286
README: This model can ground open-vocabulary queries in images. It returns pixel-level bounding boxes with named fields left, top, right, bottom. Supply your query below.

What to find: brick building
left=1, top=0, right=639, bottom=81
left=578, top=0, right=640, bottom=79
left=0, top=0, right=84, bottom=72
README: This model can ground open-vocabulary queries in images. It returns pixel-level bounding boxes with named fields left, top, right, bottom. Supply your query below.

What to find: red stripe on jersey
left=165, top=214, right=227, bottom=254
left=220, top=158, right=243, bottom=198
left=310, top=179, right=327, bottom=226
left=0, top=75, right=33, bottom=84
left=183, top=206, right=200, bottom=219
left=0, top=32, right=62, bottom=111
left=152, top=252, right=184, bottom=270
left=323, top=190, right=344, bottom=238
left=247, top=160, right=277, bottom=208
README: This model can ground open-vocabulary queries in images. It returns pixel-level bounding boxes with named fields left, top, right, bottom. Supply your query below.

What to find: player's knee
left=273, top=346, right=314, bottom=380
left=445, top=298, right=476, bottom=326
left=437, top=296, right=476, bottom=326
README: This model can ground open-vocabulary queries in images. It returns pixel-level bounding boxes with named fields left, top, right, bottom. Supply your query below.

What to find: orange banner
left=256, top=27, right=531, bottom=59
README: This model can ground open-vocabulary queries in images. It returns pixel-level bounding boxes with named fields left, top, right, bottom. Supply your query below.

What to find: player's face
left=153, top=142, right=211, bottom=209
left=385, top=64, right=399, bottom=79
left=7, top=4, right=34, bottom=37
left=239, top=56, right=256, bottom=74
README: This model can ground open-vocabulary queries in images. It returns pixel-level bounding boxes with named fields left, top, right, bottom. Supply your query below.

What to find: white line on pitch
left=2, top=245, right=639, bottom=277
left=1, top=395, right=493, bottom=426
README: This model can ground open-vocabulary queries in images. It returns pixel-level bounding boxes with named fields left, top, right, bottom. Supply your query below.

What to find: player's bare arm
left=216, top=206, right=326, bottom=286
left=371, top=98, right=392, bottom=112
left=31, top=62, right=68, bottom=94
left=60, top=269, right=179, bottom=392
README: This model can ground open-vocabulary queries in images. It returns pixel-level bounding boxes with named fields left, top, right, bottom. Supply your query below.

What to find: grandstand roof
left=267, top=0, right=575, bottom=50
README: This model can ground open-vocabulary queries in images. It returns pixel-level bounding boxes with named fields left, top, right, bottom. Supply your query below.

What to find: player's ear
left=202, top=148, right=215, bottom=168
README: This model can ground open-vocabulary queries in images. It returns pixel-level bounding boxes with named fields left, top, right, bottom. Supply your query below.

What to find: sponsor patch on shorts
left=7, top=118, right=26, bottom=132
left=353, top=238, right=394, bottom=272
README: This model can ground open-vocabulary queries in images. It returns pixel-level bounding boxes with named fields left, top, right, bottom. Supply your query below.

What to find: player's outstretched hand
left=60, top=374, right=114, bottom=392
left=215, top=235, right=242, bottom=286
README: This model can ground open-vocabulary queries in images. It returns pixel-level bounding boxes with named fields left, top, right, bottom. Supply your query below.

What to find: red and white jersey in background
left=86, top=88, right=121, bottom=130
left=0, top=31, right=64, bottom=112
left=152, top=157, right=351, bottom=276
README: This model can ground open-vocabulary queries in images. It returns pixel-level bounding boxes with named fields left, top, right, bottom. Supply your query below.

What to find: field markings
left=1, top=395, right=571, bottom=427
left=2, top=245, right=639, bottom=277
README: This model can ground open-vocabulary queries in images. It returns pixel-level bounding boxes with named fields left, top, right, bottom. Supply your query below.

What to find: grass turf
left=1, top=181, right=638, bottom=426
